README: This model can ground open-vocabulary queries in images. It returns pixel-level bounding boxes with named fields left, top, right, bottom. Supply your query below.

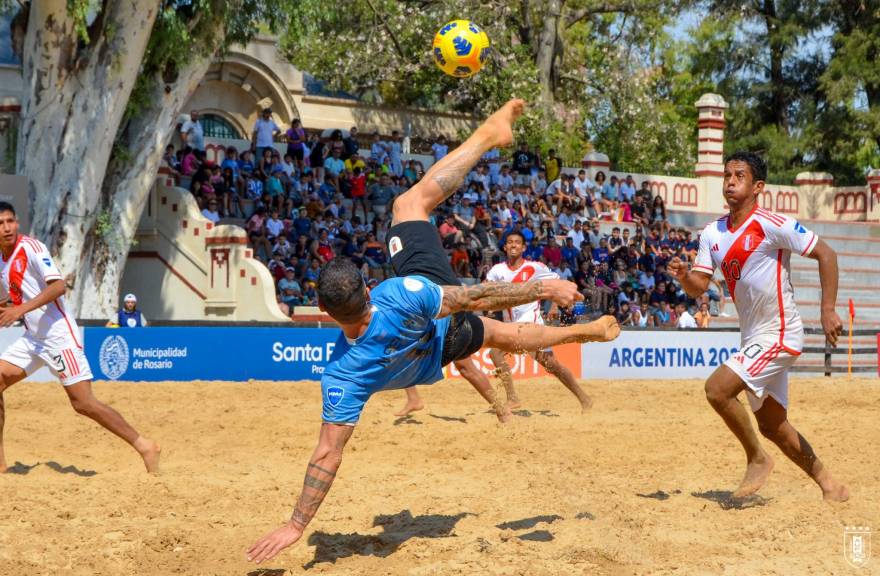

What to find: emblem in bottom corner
left=844, top=526, right=871, bottom=568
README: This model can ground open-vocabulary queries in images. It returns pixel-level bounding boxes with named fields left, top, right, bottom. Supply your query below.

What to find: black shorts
left=386, top=220, right=484, bottom=365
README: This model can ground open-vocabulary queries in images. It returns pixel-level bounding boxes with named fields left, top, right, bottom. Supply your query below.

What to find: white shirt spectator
left=572, top=174, right=595, bottom=197
left=253, top=118, right=281, bottom=148
left=677, top=309, right=698, bottom=329
left=497, top=172, right=514, bottom=192
left=482, top=148, right=502, bottom=181
left=201, top=207, right=221, bottom=224
left=545, top=178, right=564, bottom=197
left=531, top=174, right=548, bottom=196
left=265, top=216, right=284, bottom=238
left=567, top=228, right=585, bottom=248
left=180, top=116, right=204, bottom=151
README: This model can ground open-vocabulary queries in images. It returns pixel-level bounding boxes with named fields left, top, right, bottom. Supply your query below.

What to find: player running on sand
left=486, top=230, right=592, bottom=411
left=669, top=152, right=848, bottom=502
left=247, top=99, right=620, bottom=564
left=0, top=202, right=160, bottom=473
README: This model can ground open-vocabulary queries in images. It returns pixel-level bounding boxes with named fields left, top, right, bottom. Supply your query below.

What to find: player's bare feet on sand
left=732, top=453, right=774, bottom=498
left=478, top=99, right=526, bottom=148
left=822, top=482, right=850, bottom=502
left=574, top=315, right=621, bottom=343
left=134, top=437, right=162, bottom=473
left=579, top=395, right=594, bottom=412
left=394, top=399, right=424, bottom=417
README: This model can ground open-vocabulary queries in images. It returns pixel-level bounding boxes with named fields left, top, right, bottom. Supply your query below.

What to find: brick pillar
left=694, top=93, right=728, bottom=178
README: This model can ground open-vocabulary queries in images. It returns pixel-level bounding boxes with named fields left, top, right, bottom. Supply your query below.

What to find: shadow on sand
left=4, top=461, right=96, bottom=477
left=691, top=489, right=772, bottom=510
left=304, top=509, right=474, bottom=569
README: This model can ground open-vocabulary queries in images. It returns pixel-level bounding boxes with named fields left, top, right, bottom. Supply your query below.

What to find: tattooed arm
left=437, top=280, right=582, bottom=318
left=246, top=423, right=354, bottom=564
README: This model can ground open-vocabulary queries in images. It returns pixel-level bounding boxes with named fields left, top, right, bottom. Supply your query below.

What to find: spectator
left=544, top=148, right=561, bottom=184
left=246, top=207, right=273, bottom=261
left=342, top=126, right=360, bottom=159
left=106, top=293, right=148, bottom=328
left=278, top=267, right=303, bottom=308
left=694, top=301, right=712, bottom=328
left=180, top=110, right=205, bottom=152
left=620, top=175, right=637, bottom=202
left=285, top=118, right=306, bottom=172
left=252, top=108, right=281, bottom=158
left=201, top=199, right=221, bottom=224
left=632, top=302, right=649, bottom=327
left=368, top=173, right=396, bottom=219
left=431, top=134, right=448, bottom=162
left=676, top=302, right=697, bottom=329
left=388, top=130, right=403, bottom=176
left=653, top=300, right=675, bottom=327
left=542, top=237, right=562, bottom=268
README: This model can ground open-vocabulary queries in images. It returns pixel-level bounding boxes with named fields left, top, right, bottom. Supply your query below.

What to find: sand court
left=0, top=376, right=877, bottom=575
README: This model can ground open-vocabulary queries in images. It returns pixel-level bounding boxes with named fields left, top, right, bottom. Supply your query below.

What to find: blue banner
left=84, top=327, right=341, bottom=382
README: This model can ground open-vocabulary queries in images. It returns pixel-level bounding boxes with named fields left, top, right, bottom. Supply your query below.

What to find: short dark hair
left=505, top=230, right=526, bottom=244
left=317, top=258, right=368, bottom=321
left=0, top=201, right=15, bottom=216
left=725, top=151, right=767, bottom=183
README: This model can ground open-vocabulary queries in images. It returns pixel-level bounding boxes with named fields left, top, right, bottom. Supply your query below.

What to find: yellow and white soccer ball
left=432, top=20, right=490, bottom=78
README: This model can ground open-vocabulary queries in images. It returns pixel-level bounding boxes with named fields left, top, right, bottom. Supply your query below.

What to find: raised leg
left=64, top=380, right=161, bottom=473
left=755, top=397, right=849, bottom=501
left=481, top=315, right=619, bottom=352
left=392, top=100, right=525, bottom=224
left=704, top=365, right=773, bottom=497
left=395, top=386, right=424, bottom=417
left=535, top=350, right=592, bottom=411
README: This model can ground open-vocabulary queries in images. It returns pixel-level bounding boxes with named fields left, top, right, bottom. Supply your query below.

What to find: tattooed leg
left=489, top=348, right=520, bottom=409
left=392, top=99, right=525, bottom=224
left=535, top=350, right=592, bottom=411
left=481, top=315, right=619, bottom=352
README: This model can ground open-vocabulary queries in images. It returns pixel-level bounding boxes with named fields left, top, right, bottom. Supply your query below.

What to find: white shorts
left=724, top=334, right=800, bottom=412
left=0, top=335, right=93, bottom=386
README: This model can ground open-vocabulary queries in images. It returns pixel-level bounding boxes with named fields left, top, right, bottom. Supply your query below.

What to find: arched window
left=201, top=114, right=242, bottom=139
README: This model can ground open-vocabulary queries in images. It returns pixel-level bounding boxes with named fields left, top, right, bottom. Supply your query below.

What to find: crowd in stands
left=164, top=109, right=723, bottom=327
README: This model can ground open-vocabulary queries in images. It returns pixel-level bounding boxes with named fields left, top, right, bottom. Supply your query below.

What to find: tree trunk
left=535, top=0, right=561, bottom=107
left=73, top=56, right=215, bottom=319
left=16, top=0, right=160, bottom=315
left=761, top=0, right=788, bottom=131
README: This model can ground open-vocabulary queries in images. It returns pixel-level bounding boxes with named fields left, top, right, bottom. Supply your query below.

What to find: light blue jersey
left=321, top=276, right=451, bottom=424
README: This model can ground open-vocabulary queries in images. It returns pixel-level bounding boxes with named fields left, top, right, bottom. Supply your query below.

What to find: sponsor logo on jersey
left=327, top=386, right=345, bottom=407
left=794, top=221, right=807, bottom=234
left=389, top=236, right=403, bottom=257
left=712, top=243, right=720, bottom=252
left=99, top=335, right=130, bottom=380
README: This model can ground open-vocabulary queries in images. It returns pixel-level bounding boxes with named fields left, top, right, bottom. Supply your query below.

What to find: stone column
left=695, top=93, right=728, bottom=213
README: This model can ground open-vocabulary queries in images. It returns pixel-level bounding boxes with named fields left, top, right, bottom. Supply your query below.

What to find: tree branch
left=364, top=0, right=406, bottom=60
left=565, top=1, right=659, bottom=29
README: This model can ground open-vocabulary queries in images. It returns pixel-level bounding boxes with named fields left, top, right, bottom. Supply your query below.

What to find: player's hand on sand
left=0, top=305, right=24, bottom=327
left=667, top=257, right=688, bottom=280
left=820, top=308, right=843, bottom=347
left=247, top=522, right=303, bottom=564
left=542, top=279, right=583, bottom=308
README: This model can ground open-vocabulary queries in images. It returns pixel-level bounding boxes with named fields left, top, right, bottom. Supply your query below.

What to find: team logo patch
left=403, top=277, right=424, bottom=292
left=743, top=234, right=754, bottom=251
left=327, top=386, right=345, bottom=407
left=42, top=257, right=52, bottom=267
left=389, top=236, right=403, bottom=257
left=794, top=221, right=807, bottom=234
left=99, top=335, right=129, bottom=380
left=742, top=343, right=763, bottom=359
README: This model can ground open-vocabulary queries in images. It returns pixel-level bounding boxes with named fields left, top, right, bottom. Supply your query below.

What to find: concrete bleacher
left=667, top=210, right=879, bottom=374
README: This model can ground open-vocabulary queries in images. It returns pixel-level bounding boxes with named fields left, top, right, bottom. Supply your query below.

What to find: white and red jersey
left=486, top=259, right=558, bottom=323
left=694, top=206, right=818, bottom=353
left=0, top=235, right=82, bottom=349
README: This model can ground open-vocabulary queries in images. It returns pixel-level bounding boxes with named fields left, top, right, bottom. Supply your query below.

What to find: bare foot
left=479, top=99, right=526, bottom=148
left=822, top=482, right=850, bottom=502
left=134, top=437, right=161, bottom=474
left=579, top=395, right=593, bottom=412
left=575, top=315, right=621, bottom=343
left=732, top=453, right=774, bottom=498
left=506, top=399, right=522, bottom=410
left=394, top=400, right=424, bottom=417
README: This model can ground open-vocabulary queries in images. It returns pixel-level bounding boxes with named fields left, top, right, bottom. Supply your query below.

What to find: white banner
left=581, top=330, right=741, bottom=379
